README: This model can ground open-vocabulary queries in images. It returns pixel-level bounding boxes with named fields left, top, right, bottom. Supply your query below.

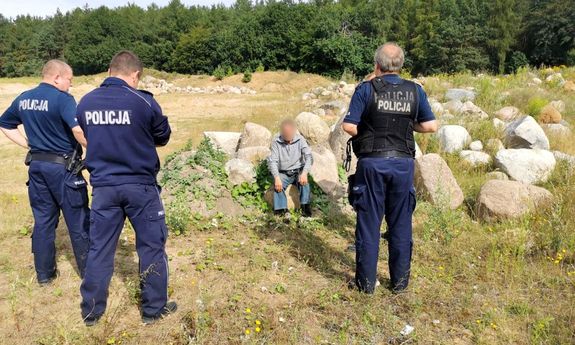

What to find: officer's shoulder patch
left=138, top=89, right=155, bottom=97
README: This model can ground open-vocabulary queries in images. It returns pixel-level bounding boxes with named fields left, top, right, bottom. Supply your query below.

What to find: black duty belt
left=279, top=169, right=302, bottom=176
left=30, top=152, right=68, bottom=165
left=360, top=150, right=413, bottom=159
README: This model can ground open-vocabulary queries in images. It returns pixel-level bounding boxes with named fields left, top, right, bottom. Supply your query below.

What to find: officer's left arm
left=413, top=85, right=438, bottom=133
left=0, top=99, right=28, bottom=149
left=341, top=82, right=370, bottom=137
left=59, top=94, right=88, bottom=146
left=150, top=99, right=171, bottom=147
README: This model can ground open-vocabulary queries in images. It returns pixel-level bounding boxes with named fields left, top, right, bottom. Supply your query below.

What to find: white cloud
left=1, top=0, right=234, bottom=19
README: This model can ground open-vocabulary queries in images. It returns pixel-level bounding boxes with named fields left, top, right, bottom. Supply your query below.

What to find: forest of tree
left=0, top=0, right=573, bottom=79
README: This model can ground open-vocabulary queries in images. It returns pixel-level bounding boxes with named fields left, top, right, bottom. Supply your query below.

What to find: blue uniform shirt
left=343, top=74, right=436, bottom=125
left=0, top=83, right=79, bottom=154
left=77, top=77, right=171, bottom=187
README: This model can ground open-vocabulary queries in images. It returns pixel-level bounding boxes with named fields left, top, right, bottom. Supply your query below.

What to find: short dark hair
left=109, top=50, right=143, bottom=76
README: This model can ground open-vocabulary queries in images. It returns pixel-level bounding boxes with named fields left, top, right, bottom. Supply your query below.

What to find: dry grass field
left=0, top=69, right=573, bottom=345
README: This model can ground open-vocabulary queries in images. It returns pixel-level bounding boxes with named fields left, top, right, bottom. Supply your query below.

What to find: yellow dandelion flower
left=438, top=266, right=444, bottom=271
left=554, top=260, right=560, bottom=264
left=562, top=249, right=566, bottom=253
left=255, top=320, right=261, bottom=325
left=255, top=327, right=261, bottom=333
left=245, top=308, right=251, bottom=313
left=476, top=319, right=481, bottom=324
left=245, top=329, right=251, bottom=335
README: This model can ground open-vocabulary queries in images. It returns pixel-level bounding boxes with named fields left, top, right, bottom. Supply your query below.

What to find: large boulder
left=486, top=171, right=509, bottom=181
left=321, top=100, right=347, bottom=116
left=545, top=73, right=565, bottom=86
left=225, top=158, right=256, bottom=186
left=550, top=100, right=565, bottom=113
left=459, top=101, right=488, bottom=119
left=264, top=184, right=301, bottom=210
left=504, top=116, right=550, bottom=150
left=443, top=100, right=463, bottom=114
left=204, top=131, right=241, bottom=156
left=469, top=140, right=483, bottom=151
left=236, top=146, right=271, bottom=163
left=238, top=122, right=272, bottom=149
left=494, top=106, right=521, bottom=121
left=429, top=100, right=445, bottom=116
left=538, top=103, right=562, bottom=124
left=460, top=150, right=492, bottom=167
left=541, top=123, right=572, bottom=138
left=564, top=80, right=575, bottom=92
left=495, top=149, right=556, bottom=184
left=437, top=125, right=472, bottom=153
left=415, top=153, right=464, bottom=209
left=445, top=88, right=476, bottom=102
left=295, top=112, right=331, bottom=145
left=476, top=180, right=553, bottom=221
left=310, top=145, right=341, bottom=197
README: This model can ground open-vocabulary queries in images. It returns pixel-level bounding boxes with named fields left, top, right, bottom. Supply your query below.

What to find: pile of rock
left=141, top=76, right=256, bottom=95
left=205, top=112, right=344, bottom=208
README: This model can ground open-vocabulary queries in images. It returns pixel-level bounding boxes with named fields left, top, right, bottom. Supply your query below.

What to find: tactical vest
left=352, top=77, right=419, bottom=158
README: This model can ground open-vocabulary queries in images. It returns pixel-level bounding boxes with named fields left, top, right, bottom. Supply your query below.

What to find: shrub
left=242, top=69, right=252, bottom=83
left=255, top=63, right=265, bottom=72
left=526, top=97, right=548, bottom=118
left=212, top=65, right=226, bottom=80
left=225, top=66, right=234, bottom=77
left=506, top=51, right=529, bottom=74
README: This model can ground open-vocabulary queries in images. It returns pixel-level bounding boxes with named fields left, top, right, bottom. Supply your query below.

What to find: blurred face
left=54, top=70, right=73, bottom=92
left=281, top=124, right=296, bottom=142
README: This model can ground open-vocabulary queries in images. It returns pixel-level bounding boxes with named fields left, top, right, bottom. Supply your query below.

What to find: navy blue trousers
left=350, top=157, right=416, bottom=293
left=80, top=184, right=169, bottom=319
left=28, top=161, right=90, bottom=281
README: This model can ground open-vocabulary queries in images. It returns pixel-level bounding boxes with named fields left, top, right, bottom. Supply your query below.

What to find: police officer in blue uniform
left=342, top=43, right=438, bottom=294
left=0, top=60, right=90, bottom=286
left=77, top=51, right=176, bottom=325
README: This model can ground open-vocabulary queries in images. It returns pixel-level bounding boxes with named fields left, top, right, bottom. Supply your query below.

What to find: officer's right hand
left=274, top=176, right=283, bottom=192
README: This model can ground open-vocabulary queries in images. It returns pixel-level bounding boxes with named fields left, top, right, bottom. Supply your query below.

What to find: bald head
left=374, top=42, right=405, bottom=73
left=42, top=59, right=73, bottom=92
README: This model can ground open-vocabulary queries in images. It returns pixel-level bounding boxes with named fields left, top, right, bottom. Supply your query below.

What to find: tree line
left=0, top=0, right=573, bottom=79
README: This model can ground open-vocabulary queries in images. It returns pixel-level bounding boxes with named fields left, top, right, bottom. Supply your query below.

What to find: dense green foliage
left=0, top=0, right=573, bottom=78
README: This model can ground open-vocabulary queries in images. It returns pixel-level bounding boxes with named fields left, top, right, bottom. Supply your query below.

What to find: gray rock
left=504, top=116, right=550, bottom=150
left=238, top=122, right=272, bottom=149
left=469, top=140, right=483, bottom=151
left=429, top=100, right=445, bottom=116
left=415, top=153, right=464, bottom=209
left=225, top=158, right=255, bottom=186
left=310, top=145, right=341, bottom=197
left=295, top=112, right=331, bottom=145
left=545, top=73, right=565, bottom=86
left=550, top=100, right=566, bottom=113
left=476, top=180, right=553, bottom=221
left=541, top=123, right=572, bottom=138
left=495, top=149, right=556, bottom=184
left=437, top=125, right=472, bottom=153
left=492, top=118, right=506, bottom=130
left=443, top=100, right=463, bottom=114
left=486, top=171, right=509, bottom=180
left=236, top=146, right=270, bottom=163
left=460, top=150, right=492, bottom=166
left=494, top=106, right=521, bottom=121
left=445, top=88, right=476, bottom=102
left=203, top=131, right=241, bottom=156
left=460, top=101, right=488, bottom=119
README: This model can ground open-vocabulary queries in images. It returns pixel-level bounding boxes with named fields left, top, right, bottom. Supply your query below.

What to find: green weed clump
left=526, top=97, right=548, bottom=118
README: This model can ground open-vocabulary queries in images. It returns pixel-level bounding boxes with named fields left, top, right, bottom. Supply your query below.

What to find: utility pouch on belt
left=347, top=174, right=356, bottom=206
left=24, top=152, right=32, bottom=166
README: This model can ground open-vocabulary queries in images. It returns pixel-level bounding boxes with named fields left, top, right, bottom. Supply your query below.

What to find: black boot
left=274, top=209, right=288, bottom=216
left=142, top=301, right=178, bottom=325
left=301, top=204, right=312, bottom=217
